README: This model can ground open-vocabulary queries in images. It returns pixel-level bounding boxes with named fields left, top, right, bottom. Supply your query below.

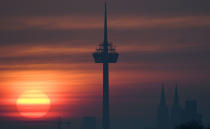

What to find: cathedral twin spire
left=173, top=83, right=179, bottom=106
left=158, top=83, right=202, bottom=129
left=157, top=84, right=170, bottom=129
left=158, top=83, right=181, bottom=129
left=160, top=84, right=166, bottom=107
left=160, top=83, right=179, bottom=106
left=160, top=83, right=180, bottom=107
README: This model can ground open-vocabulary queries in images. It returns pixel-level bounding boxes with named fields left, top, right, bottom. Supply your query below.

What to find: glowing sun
left=16, top=90, right=51, bottom=118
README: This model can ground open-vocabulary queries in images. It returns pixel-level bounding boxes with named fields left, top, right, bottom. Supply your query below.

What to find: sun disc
left=16, top=90, right=51, bottom=118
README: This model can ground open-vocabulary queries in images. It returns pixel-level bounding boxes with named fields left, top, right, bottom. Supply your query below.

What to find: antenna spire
left=104, top=2, right=108, bottom=44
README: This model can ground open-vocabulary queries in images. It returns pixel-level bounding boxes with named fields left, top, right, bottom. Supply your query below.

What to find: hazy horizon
left=0, top=0, right=210, bottom=129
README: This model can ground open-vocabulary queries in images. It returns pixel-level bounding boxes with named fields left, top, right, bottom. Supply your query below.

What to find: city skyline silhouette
left=0, top=0, right=210, bottom=129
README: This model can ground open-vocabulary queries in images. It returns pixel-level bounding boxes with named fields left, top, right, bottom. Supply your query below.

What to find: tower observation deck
left=92, top=2, right=119, bottom=129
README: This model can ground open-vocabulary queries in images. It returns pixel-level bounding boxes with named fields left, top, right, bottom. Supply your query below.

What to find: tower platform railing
left=93, top=42, right=119, bottom=63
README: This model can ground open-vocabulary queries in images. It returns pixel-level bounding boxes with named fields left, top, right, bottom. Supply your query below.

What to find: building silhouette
left=83, top=117, right=96, bottom=129
left=182, top=100, right=202, bottom=124
left=157, top=84, right=170, bottom=129
left=171, top=84, right=182, bottom=128
left=157, top=84, right=202, bottom=129
left=92, top=2, right=119, bottom=129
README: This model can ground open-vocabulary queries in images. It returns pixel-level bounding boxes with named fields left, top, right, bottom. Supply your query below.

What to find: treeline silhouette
left=175, top=121, right=210, bottom=129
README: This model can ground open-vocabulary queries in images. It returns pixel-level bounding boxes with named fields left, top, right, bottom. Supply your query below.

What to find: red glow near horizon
left=0, top=70, right=98, bottom=119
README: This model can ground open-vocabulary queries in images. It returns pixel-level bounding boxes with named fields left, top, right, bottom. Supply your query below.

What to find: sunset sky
left=0, top=0, right=210, bottom=129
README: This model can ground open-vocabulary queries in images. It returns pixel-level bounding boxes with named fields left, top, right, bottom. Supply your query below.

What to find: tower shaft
left=103, top=62, right=109, bottom=129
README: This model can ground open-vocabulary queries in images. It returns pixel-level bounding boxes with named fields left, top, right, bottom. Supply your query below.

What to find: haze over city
left=0, top=0, right=210, bottom=129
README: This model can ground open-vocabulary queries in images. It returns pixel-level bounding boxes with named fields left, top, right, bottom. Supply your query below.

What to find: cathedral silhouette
left=157, top=84, right=202, bottom=129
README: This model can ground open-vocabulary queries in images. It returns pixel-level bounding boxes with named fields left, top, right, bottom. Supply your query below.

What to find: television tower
left=93, top=2, right=119, bottom=129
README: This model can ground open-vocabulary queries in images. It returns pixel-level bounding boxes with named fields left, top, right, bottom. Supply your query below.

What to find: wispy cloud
left=1, top=15, right=210, bottom=31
